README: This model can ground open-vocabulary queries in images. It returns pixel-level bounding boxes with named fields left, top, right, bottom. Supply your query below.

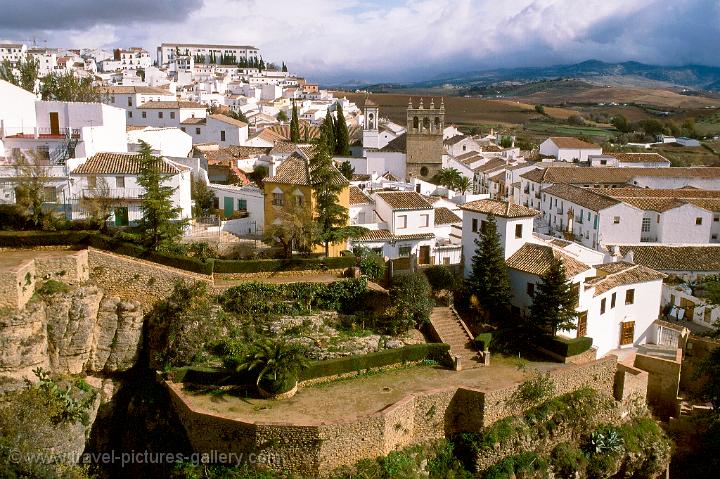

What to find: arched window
left=423, top=117, right=430, bottom=130
left=413, top=116, right=419, bottom=129
left=420, top=166, right=429, bottom=177
left=434, top=117, right=440, bottom=127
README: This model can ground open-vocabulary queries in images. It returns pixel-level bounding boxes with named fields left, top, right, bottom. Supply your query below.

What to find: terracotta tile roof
left=460, top=199, right=539, bottom=218
left=379, top=134, right=406, bottom=153
left=349, top=186, right=372, bottom=205
left=375, top=191, right=433, bottom=210
left=608, top=153, right=671, bottom=164
left=208, top=113, right=247, bottom=128
left=488, top=170, right=505, bottom=181
left=352, top=173, right=372, bottom=181
left=101, top=86, right=173, bottom=95
left=269, top=142, right=300, bottom=155
left=353, top=230, right=435, bottom=242
left=434, top=207, right=462, bottom=225
left=444, top=135, right=467, bottom=146
left=473, top=158, right=506, bottom=174
left=506, top=243, right=591, bottom=277
left=585, top=262, right=665, bottom=296
left=382, top=172, right=400, bottom=181
left=547, top=137, right=600, bottom=149
left=265, top=153, right=348, bottom=187
left=138, top=100, right=205, bottom=109
left=72, top=152, right=183, bottom=175
left=204, top=145, right=270, bottom=164
left=481, top=144, right=503, bottom=153
left=610, top=245, right=720, bottom=272
left=542, top=184, right=620, bottom=212
left=620, top=197, right=687, bottom=212
left=589, top=187, right=720, bottom=212
left=521, top=166, right=720, bottom=185
left=456, top=151, right=482, bottom=163
left=180, top=117, right=206, bottom=125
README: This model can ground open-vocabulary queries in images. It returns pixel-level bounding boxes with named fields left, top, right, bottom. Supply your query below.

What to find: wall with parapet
left=634, top=350, right=682, bottom=419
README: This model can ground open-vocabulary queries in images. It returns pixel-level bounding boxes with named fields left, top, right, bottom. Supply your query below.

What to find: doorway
left=223, top=197, right=234, bottom=217
left=49, top=112, right=60, bottom=135
left=419, top=245, right=430, bottom=265
left=114, top=207, right=129, bottom=227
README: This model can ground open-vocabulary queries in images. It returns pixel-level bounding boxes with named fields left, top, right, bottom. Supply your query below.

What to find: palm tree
left=436, top=167, right=462, bottom=190
left=456, top=176, right=472, bottom=195
left=237, top=339, right=310, bottom=397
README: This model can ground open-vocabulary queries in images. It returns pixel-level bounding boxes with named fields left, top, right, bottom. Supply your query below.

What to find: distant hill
left=348, top=60, right=720, bottom=93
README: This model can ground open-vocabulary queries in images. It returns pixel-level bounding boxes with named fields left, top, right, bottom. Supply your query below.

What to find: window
left=87, top=176, right=97, bottom=188
left=600, top=298, right=606, bottom=315
left=127, top=97, right=132, bottom=106
left=294, top=195, right=303, bottom=207
left=420, top=214, right=429, bottom=227
left=220, top=130, right=226, bottom=142
left=696, top=217, right=703, bottom=225
left=715, top=215, right=719, bottom=223
left=397, top=215, right=407, bottom=229
left=613, top=216, right=620, bottom=224
left=170, top=111, right=175, bottom=119
left=625, top=289, right=635, bottom=305
left=238, top=199, right=247, bottom=210
left=158, top=112, right=163, bottom=119
left=611, top=292, right=616, bottom=309
left=577, top=311, right=588, bottom=337
left=142, top=111, right=147, bottom=118
left=195, top=127, right=201, bottom=135
left=472, top=218, right=478, bottom=232
left=42, top=186, right=57, bottom=202
left=526, top=282, right=535, bottom=296
left=111, top=96, right=115, bottom=103
left=116, top=176, right=125, bottom=188
left=128, top=111, right=133, bottom=118
left=515, top=224, right=523, bottom=238
left=480, top=220, right=488, bottom=234
left=398, top=245, right=412, bottom=257
left=272, top=192, right=284, bottom=206
left=641, top=217, right=650, bottom=232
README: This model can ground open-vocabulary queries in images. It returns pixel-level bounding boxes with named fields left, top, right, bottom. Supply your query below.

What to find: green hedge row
left=213, top=255, right=356, bottom=273
left=539, top=335, right=593, bottom=357
left=299, top=343, right=450, bottom=381
left=475, top=333, right=493, bottom=351
left=0, top=230, right=94, bottom=247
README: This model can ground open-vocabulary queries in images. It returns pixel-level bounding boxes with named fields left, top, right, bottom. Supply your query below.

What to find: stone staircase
left=429, top=306, right=481, bottom=369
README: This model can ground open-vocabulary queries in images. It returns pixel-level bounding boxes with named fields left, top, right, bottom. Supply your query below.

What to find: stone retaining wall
left=213, top=269, right=346, bottom=281
left=33, top=250, right=89, bottom=284
left=166, top=356, right=625, bottom=476
left=87, top=248, right=213, bottom=310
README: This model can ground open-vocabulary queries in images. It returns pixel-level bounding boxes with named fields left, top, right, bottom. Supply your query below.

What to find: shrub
left=359, top=253, right=385, bottom=280
left=509, top=372, right=556, bottom=408
left=187, top=241, right=218, bottom=262
left=539, top=335, right=593, bottom=357
left=299, top=343, right=450, bottom=381
left=484, top=451, right=548, bottom=479
left=423, top=265, right=458, bottom=291
left=213, top=255, right=355, bottom=273
left=388, top=272, right=433, bottom=325
left=551, top=442, right=588, bottom=478
left=475, top=333, right=493, bottom=351
left=36, top=279, right=70, bottom=296
left=586, top=425, right=624, bottom=455
left=0, top=230, right=95, bottom=247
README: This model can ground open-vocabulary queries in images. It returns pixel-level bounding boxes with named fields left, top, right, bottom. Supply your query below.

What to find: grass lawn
left=650, top=143, right=720, bottom=166
left=521, top=121, right=616, bottom=141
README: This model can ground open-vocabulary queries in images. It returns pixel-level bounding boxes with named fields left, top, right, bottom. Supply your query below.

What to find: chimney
left=624, top=250, right=635, bottom=263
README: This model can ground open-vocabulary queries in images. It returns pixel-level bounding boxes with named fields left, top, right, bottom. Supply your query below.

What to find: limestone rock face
left=0, top=287, right=144, bottom=378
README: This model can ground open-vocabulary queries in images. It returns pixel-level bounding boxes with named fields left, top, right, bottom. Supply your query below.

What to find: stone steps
left=429, top=306, right=480, bottom=368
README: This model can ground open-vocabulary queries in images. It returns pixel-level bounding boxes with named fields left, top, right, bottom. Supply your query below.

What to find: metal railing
left=81, top=188, right=145, bottom=199
left=1, top=126, right=81, bottom=139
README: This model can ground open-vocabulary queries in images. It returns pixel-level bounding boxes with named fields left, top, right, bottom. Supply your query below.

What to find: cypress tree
left=334, top=102, right=350, bottom=156
left=310, top=134, right=348, bottom=257
left=136, top=141, right=188, bottom=250
left=282, top=62, right=288, bottom=72
left=290, top=101, right=300, bottom=143
left=322, top=109, right=336, bottom=151
left=466, top=214, right=512, bottom=317
left=529, top=260, right=578, bottom=335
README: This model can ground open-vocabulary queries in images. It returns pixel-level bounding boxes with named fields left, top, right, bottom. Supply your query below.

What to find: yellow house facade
left=264, top=151, right=350, bottom=257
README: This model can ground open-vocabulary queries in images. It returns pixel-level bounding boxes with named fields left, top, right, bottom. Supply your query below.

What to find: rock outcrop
left=0, top=286, right=143, bottom=378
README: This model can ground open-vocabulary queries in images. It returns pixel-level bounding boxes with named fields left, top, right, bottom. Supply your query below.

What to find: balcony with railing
left=1, top=126, right=81, bottom=140
left=80, top=188, right=145, bottom=200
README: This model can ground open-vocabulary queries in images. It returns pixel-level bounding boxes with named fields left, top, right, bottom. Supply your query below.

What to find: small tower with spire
left=405, top=96, right=445, bottom=179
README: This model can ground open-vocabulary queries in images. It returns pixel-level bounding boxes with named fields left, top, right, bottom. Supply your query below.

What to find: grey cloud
left=0, top=0, right=202, bottom=30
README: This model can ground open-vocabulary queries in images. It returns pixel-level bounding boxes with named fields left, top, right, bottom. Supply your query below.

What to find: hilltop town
left=0, top=40, right=719, bottom=478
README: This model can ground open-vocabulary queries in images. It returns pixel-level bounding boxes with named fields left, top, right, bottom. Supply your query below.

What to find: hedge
left=213, top=255, right=356, bottom=274
left=0, top=230, right=95, bottom=247
left=299, top=343, right=450, bottom=381
left=475, top=333, right=493, bottom=351
left=539, top=335, right=593, bottom=357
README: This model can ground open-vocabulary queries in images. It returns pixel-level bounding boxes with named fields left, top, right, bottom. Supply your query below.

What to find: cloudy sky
left=1, top=0, right=719, bottom=83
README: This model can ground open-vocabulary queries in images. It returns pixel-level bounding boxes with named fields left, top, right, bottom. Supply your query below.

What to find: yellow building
left=264, top=151, right=350, bottom=257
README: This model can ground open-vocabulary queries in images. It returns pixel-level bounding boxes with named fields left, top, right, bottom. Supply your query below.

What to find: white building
left=127, top=127, right=193, bottom=158
left=100, top=48, right=152, bottom=72
left=0, top=80, right=38, bottom=158
left=539, top=137, right=602, bottom=162
left=0, top=43, right=27, bottom=66
left=68, top=152, right=192, bottom=226
left=444, top=134, right=481, bottom=157
left=157, top=43, right=259, bottom=67
left=208, top=183, right=264, bottom=235
left=101, top=86, right=176, bottom=123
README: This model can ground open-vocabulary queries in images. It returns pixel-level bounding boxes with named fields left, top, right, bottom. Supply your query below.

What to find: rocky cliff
left=0, top=286, right=144, bottom=380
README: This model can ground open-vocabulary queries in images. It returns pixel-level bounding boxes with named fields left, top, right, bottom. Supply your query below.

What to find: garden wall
left=87, top=248, right=213, bottom=310
left=0, top=258, right=35, bottom=310
left=634, top=350, right=682, bottom=419
left=165, top=356, right=626, bottom=476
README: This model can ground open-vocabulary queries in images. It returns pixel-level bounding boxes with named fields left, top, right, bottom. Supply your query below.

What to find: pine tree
left=310, top=135, right=349, bottom=257
left=466, top=215, right=512, bottom=317
left=136, top=141, right=188, bottom=250
left=290, top=101, right=300, bottom=143
left=334, top=102, right=350, bottom=155
left=339, top=161, right=354, bottom=180
left=529, top=260, right=578, bottom=335
left=281, top=62, right=288, bottom=72
left=322, top=109, right=336, bottom=151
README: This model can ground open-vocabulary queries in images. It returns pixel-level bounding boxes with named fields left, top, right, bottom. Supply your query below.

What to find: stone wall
left=614, top=363, right=650, bottom=405
left=165, top=356, right=626, bottom=476
left=0, top=259, right=35, bottom=311
left=213, top=268, right=346, bottom=282
left=634, top=350, right=682, bottom=419
left=87, top=248, right=213, bottom=311
left=33, top=249, right=89, bottom=284
left=681, top=335, right=720, bottom=397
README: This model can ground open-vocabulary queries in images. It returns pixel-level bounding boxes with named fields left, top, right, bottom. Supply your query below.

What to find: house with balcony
left=101, top=85, right=176, bottom=123
left=67, top=152, right=192, bottom=226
